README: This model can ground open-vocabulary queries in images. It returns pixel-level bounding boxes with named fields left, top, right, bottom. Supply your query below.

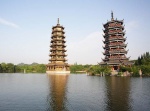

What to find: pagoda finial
left=111, top=11, right=114, bottom=21
left=57, top=18, right=59, bottom=25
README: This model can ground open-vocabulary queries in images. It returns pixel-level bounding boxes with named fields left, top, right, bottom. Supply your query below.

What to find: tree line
left=1, top=52, right=150, bottom=75
left=0, top=63, right=46, bottom=73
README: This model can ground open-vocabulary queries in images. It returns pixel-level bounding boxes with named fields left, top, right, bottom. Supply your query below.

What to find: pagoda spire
left=57, top=18, right=60, bottom=25
left=111, top=11, right=114, bottom=21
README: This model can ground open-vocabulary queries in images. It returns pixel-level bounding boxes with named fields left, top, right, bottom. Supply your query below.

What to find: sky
left=0, top=0, right=150, bottom=65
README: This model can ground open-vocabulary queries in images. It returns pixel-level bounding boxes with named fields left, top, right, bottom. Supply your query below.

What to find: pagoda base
left=46, top=70, right=70, bottom=75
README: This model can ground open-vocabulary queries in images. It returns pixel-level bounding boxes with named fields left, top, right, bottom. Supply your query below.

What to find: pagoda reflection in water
left=47, top=75, right=69, bottom=111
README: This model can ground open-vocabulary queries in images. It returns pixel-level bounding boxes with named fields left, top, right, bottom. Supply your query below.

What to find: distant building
left=46, top=19, right=70, bottom=74
left=99, top=12, right=133, bottom=71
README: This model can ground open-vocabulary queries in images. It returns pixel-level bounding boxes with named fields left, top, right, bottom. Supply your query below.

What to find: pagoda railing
left=52, top=31, right=65, bottom=34
left=53, top=29, right=64, bottom=32
left=108, top=24, right=122, bottom=27
left=108, top=37, right=126, bottom=41
left=108, top=43, right=126, bottom=46
left=49, top=53, right=67, bottom=56
left=55, top=58, right=67, bottom=61
left=55, top=48, right=66, bottom=51
left=52, top=25, right=64, bottom=29
left=52, top=34, right=64, bottom=37
left=109, top=30, right=122, bottom=33
left=51, top=38, right=65, bottom=41
left=49, top=58, right=67, bottom=61
left=51, top=43, right=66, bottom=46
left=104, top=49, right=127, bottom=55
left=108, top=31, right=124, bottom=35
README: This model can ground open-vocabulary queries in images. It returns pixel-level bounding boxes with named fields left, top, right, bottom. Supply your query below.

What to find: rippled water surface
left=0, top=74, right=150, bottom=111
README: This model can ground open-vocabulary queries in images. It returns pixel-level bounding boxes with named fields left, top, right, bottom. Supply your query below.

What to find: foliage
left=132, top=52, right=150, bottom=76
left=135, top=52, right=150, bottom=65
left=70, top=64, right=91, bottom=73
left=140, top=65, right=150, bottom=76
left=131, top=66, right=139, bottom=76
left=0, top=63, right=46, bottom=73
left=118, top=52, right=150, bottom=76
left=87, top=65, right=111, bottom=75
left=120, top=66, right=132, bottom=72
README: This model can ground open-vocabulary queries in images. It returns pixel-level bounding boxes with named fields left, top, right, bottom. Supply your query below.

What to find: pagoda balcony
left=56, top=53, right=67, bottom=56
left=56, top=48, right=66, bottom=51
left=103, top=50, right=127, bottom=55
left=50, top=49, right=66, bottom=52
left=108, top=30, right=124, bottom=34
left=56, top=43, right=65, bottom=45
left=109, top=30, right=122, bottom=33
left=50, top=43, right=66, bottom=46
left=52, top=31, right=65, bottom=34
left=103, top=50, right=128, bottom=55
left=108, top=37, right=126, bottom=41
left=104, top=28, right=123, bottom=33
left=109, top=45, right=127, bottom=49
left=107, top=27, right=124, bottom=31
left=109, top=55, right=128, bottom=59
left=103, top=20, right=123, bottom=27
left=105, top=44, right=126, bottom=49
left=52, top=25, right=64, bottom=29
left=52, top=33, right=64, bottom=37
left=108, top=43, right=127, bottom=47
left=109, top=57, right=129, bottom=61
left=51, top=38, right=65, bottom=41
left=49, top=58, right=67, bottom=61
left=108, top=24, right=122, bottom=27
left=55, top=58, right=67, bottom=61
left=49, top=53, right=67, bottom=56
left=51, top=36, right=65, bottom=39
left=52, top=28, right=65, bottom=32
left=51, top=39, right=66, bottom=43
left=109, top=49, right=128, bottom=53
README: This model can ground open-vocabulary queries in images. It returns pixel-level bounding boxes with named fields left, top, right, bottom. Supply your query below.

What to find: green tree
left=1, top=63, right=7, bottom=73
left=7, top=63, right=15, bottom=73
left=0, top=64, right=2, bottom=73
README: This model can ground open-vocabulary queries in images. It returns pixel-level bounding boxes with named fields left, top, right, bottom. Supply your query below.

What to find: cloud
left=0, top=17, right=20, bottom=28
left=125, top=20, right=139, bottom=33
left=67, top=31, right=104, bottom=65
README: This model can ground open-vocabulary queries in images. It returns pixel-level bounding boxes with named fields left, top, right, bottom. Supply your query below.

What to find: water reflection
left=105, top=77, right=132, bottom=111
left=47, top=75, right=69, bottom=111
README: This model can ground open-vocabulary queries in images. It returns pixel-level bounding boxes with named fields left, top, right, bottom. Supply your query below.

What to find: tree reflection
left=47, top=75, right=69, bottom=111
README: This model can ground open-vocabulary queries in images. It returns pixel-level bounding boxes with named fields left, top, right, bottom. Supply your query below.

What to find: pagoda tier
left=99, top=12, right=133, bottom=71
left=46, top=19, right=70, bottom=74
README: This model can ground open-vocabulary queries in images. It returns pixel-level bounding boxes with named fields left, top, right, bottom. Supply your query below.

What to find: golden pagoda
left=46, top=19, right=70, bottom=74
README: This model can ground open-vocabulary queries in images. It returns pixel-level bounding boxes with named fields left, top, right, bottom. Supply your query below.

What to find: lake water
left=0, top=74, right=150, bottom=111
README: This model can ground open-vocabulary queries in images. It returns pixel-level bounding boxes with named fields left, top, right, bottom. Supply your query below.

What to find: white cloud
left=67, top=31, right=104, bottom=65
left=0, top=17, right=20, bottom=28
left=125, top=20, right=139, bottom=33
